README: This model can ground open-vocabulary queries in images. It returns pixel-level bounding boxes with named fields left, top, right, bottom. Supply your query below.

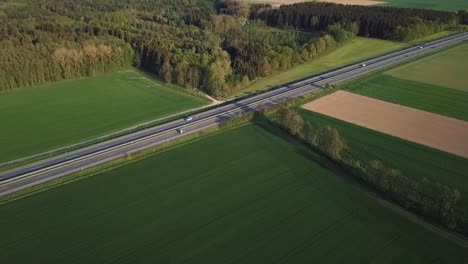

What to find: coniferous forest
left=252, top=2, right=461, bottom=40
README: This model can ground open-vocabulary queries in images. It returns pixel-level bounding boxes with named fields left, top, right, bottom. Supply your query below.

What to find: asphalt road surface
left=1, top=32, right=467, bottom=197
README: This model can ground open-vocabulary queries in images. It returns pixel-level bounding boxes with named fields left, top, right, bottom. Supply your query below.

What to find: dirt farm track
left=302, top=91, right=468, bottom=158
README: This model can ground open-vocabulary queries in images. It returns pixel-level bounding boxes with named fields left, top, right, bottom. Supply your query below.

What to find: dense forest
left=252, top=2, right=462, bottom=41
left=0, top=0, right=213, bottom=92
left=0, top=0, right=465, bottom=97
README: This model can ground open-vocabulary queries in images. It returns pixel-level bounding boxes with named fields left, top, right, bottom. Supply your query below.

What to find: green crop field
left=0, top=70, right=208, bottom=163
left=299, top=110, right=468, bottom=205
left=384, top=0, right=468, bottom=11
left=344, top=74, right=468, bottom=121
left=386, top=42, right=468, bottom=92
left=1, top=124, right=467, bottom=263
left=239, top=37, right=406, bottom=95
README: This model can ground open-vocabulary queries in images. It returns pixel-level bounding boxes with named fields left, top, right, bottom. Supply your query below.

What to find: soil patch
left=302, top=91, right=468, bottom=158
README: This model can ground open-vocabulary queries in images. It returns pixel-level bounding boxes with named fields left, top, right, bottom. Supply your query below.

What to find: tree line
left=217, top=22, right=354, bottom=97
left=458, top=10, right=468, bottom=25
left=251, top=2, right=461, bottom=41
left=273, top=107, right=468, bottom=237
left=0, top=33, right=133, bottom=90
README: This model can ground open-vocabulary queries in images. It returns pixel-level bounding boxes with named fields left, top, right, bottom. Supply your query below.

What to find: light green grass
left=383, top=0, right=468, bottom=11
left=0, top=2, right=26, bottom=9
left=386, top=42, right=468, bottom=91
left=406, top=30, right=456, bottom=44
left=344, top=74, right=468, bottom=121
left=1, top=124, right=467, bottom=263
left=299, top=110, right=468, bottom=205
left=239, top=37, right=406, bottom=95
left=0, top=70, right=208, bottom=163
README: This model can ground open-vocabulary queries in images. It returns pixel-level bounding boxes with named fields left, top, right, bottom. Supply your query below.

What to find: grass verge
left=237, top=37, right=406, bottom=95
left=1, top=123, right=467, bottom=263
left=0, top=121, right=248, bottom=205
left=385, top=41, right=468, bottom=92
left=0, top=70, right=209, bottom=164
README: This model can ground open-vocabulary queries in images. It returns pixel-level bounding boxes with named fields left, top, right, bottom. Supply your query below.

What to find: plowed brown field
left=302, top=91, right=468, bottom=158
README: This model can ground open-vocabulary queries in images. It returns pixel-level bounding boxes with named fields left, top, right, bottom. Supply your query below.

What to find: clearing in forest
left=302, top=91, right=468, bottom=158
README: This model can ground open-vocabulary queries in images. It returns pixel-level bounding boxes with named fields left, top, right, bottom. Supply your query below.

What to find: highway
left=1, top=32, right=467, bottom=197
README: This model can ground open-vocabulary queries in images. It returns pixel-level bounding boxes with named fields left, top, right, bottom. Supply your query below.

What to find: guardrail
left=1, top=31, right=467, bottom=171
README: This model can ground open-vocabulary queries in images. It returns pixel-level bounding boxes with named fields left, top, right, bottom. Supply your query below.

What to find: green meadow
left=239, top=37, right=406, bottom=95
left=0, top=70, right=208, bottom=163
left=386, top=42, right=468, bottom=92
left=383, top=0, right=468, bottom=11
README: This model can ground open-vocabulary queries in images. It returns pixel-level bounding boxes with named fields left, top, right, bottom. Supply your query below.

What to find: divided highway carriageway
left=1, top=32, right=467, bottom=197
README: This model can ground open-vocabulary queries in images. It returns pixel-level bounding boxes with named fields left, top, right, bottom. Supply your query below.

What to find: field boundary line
left=371, top=189, right=468, bottom=248
left=0, top=83, right=318, bottom=186
left=0, top=95, right=218, bottom=170
left=0, top=122, right=252, bottom=205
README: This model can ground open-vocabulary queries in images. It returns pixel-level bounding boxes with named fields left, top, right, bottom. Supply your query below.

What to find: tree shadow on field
left=214, top=101, right=260, bottom=124
left=252, top=120, right=361, bottom=187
